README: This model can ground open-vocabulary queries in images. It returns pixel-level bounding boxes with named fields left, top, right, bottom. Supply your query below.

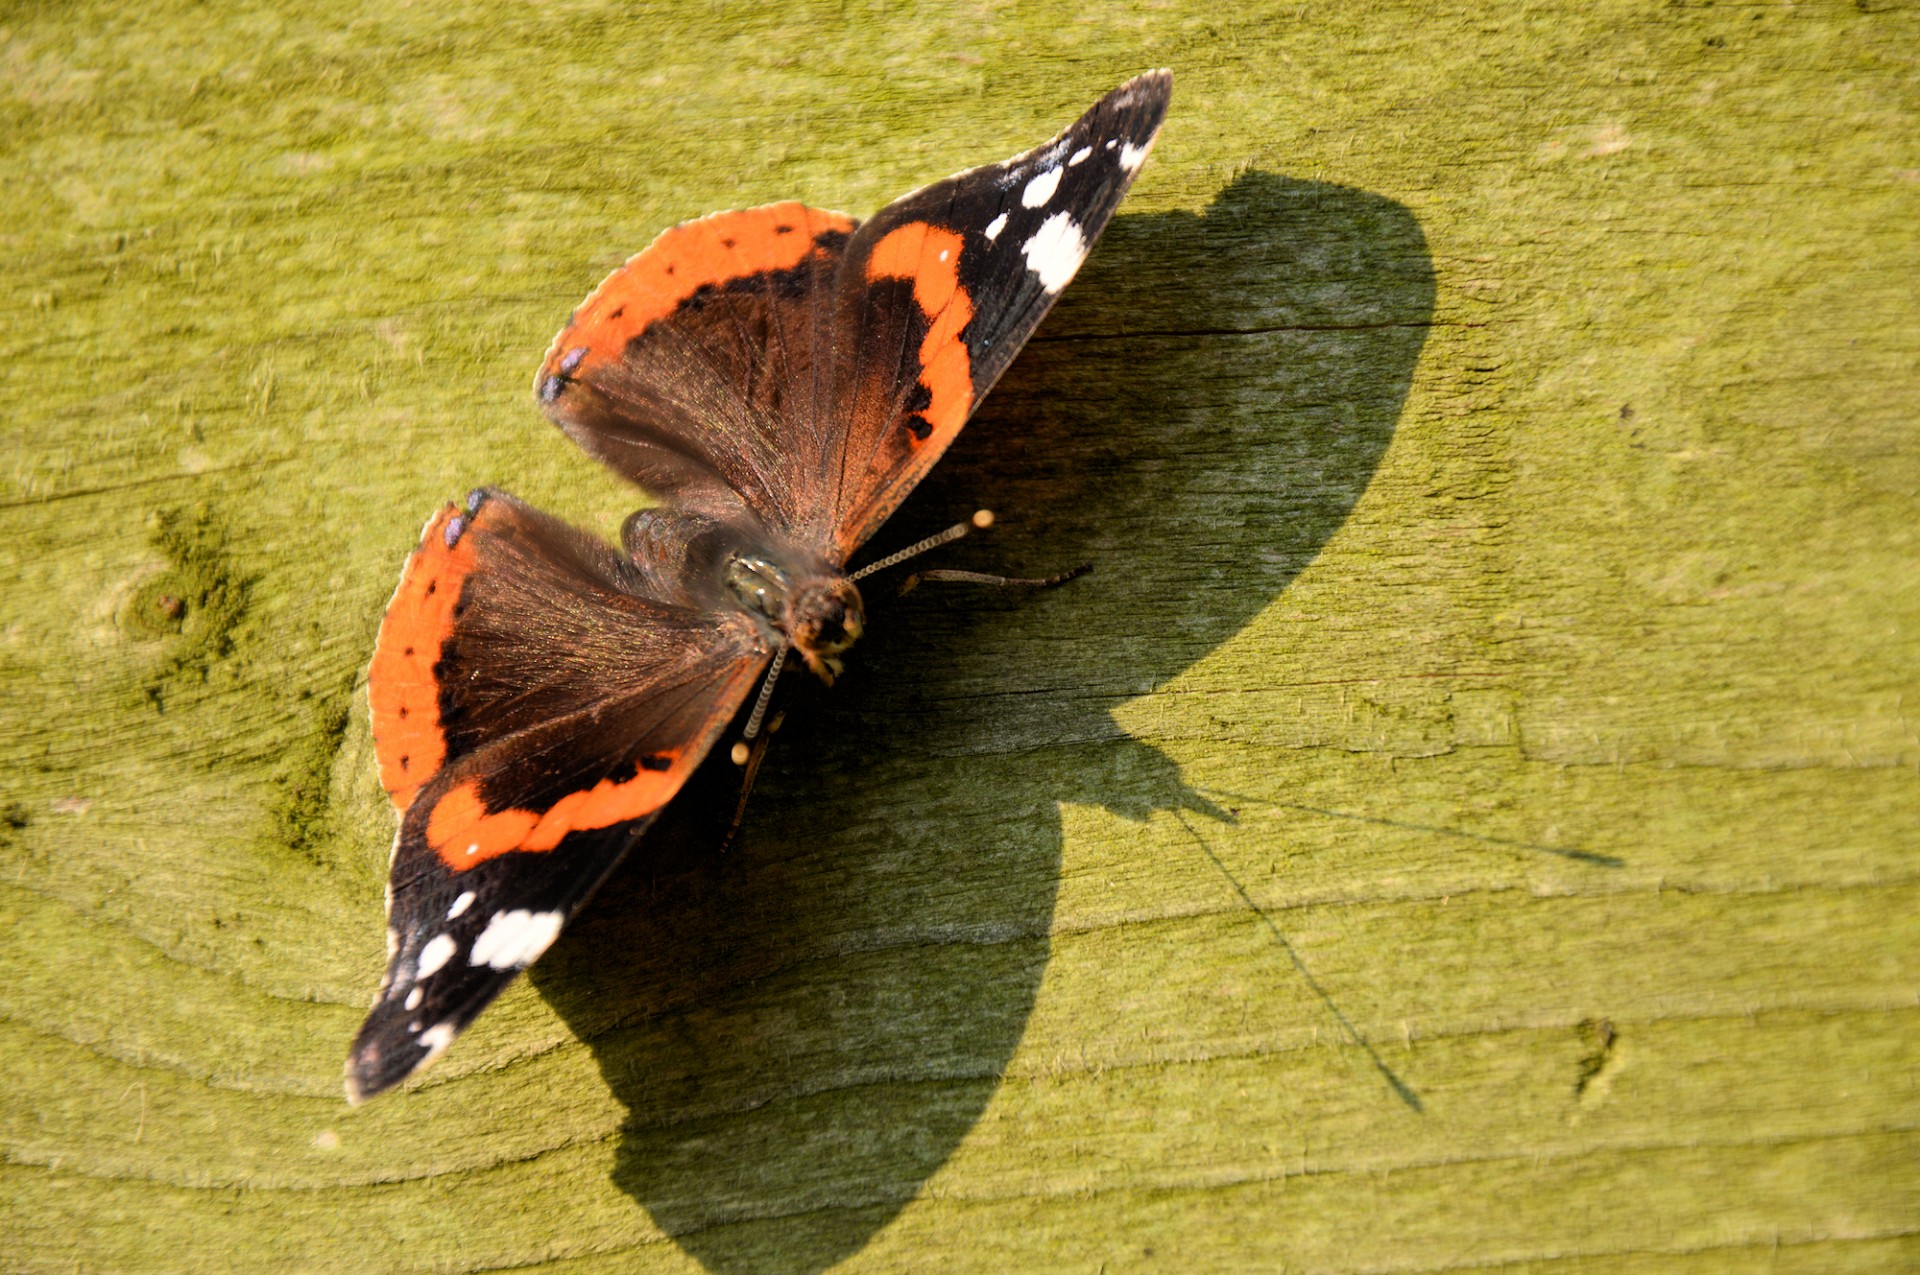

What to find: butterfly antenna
left=850, top=509, right=995, bottom=582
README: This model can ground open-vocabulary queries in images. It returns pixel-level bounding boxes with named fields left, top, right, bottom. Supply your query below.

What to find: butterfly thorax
left=723, top=553, right=865, bottom=683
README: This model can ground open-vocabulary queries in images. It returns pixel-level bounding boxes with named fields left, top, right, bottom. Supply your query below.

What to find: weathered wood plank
left=3, top=0, right=1915, bottom=1271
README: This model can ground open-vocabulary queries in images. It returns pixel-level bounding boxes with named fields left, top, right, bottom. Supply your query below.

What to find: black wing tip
left=343, top=1065, right=381, bottom=1107
left=341, top=979, right=472, bottom=1098
left=1108, top=69, right=1173, bottom=111
left=344, top=1004, right=465, bottom=1104
left=343, top=1047, right=402, bottom=1106
left=1070, top=72, right=1169, bottom=161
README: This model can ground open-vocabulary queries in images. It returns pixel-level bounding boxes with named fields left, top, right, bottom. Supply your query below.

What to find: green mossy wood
left=3, top=2, right=1915, bottom=1271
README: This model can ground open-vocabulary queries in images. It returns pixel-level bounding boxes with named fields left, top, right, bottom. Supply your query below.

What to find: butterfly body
left=347, top=72, right=1171, bottom=1102
left=616, top=499, right=865, bottom=674
left=727, top=550, right=865, bottom=683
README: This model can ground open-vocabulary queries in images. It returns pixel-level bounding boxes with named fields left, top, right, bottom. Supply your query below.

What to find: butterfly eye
left=723, top=555, right=792, bottom=621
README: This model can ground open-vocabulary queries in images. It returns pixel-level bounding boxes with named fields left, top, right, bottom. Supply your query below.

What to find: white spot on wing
left=983, top=213, right=1008, bottom=241
left=416, top=933, right=456, bottom=977
left=469, top=909, right=565, bottom=970
left=1021, top=166, right=1063, bottom=208
left=1069, top=146, right=1092, bottom=166
left=1119, top=140, right=1150, bottom=172
left=418, top=1022, right=456, bottom=1063
left=1104, top=139, right=1117, bottom=149
left=447, top=891, right=475, bottom=920
left=404, top=987, right=423, bottom=1011
left=1021, top=212, right=1089, bottom=294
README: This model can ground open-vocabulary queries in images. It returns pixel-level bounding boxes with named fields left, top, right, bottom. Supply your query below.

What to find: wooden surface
left=3, top=1, right=1916, bottom=1271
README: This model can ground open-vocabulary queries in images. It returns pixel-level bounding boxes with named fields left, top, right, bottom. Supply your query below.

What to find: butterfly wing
left=820, top=70, right=1171, bottom=557
left=350, top=489, right=768, bottom=1101
left=534, top=202, right=857, bottom=531
left=532, top=73, right=1170, bottom=563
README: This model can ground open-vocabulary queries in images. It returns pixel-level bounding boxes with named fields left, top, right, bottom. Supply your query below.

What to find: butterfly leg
left=720, top=726, right=777, bottom=852
left=899, top=563, right=1092, bottom=594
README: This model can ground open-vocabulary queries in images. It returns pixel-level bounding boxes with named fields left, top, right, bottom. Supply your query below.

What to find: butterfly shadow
left=530, top=168, right=1436, bottom=1273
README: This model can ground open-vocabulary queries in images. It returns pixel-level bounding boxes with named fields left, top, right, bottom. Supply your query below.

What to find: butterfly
left=345, top=71, right=1171, bottom=1101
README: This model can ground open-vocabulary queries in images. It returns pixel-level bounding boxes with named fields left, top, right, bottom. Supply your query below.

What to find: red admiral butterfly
left=346, top=72, right=1172, bottom=1101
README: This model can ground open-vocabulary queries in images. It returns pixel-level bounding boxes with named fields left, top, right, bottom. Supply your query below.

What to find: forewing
left=351, top=490, right=767, bottom=1100
left=820, top=71, right=1171, bottom=557
left=347, top=821, right=636, bottom=1102
left=534, top=203, right=857, bottom=530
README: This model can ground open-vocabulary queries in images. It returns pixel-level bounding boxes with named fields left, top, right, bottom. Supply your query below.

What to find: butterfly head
left=786, top=576, right=865, bottom=684
left=724, top=553, right=865, bottom=684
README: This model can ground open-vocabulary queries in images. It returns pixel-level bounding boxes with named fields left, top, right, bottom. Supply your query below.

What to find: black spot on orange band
left=368, top=505, right=484, bottom=811
left=537, top=204, right=856, bottom=393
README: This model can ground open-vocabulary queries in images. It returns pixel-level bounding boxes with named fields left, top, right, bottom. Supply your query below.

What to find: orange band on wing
left=864, top=222, right=975, bottom=440
left=368, top=505, right=480, bottom=811
left=539, top=203, right=855, bottom=387
left=425, top=749, right=687, bottom=869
